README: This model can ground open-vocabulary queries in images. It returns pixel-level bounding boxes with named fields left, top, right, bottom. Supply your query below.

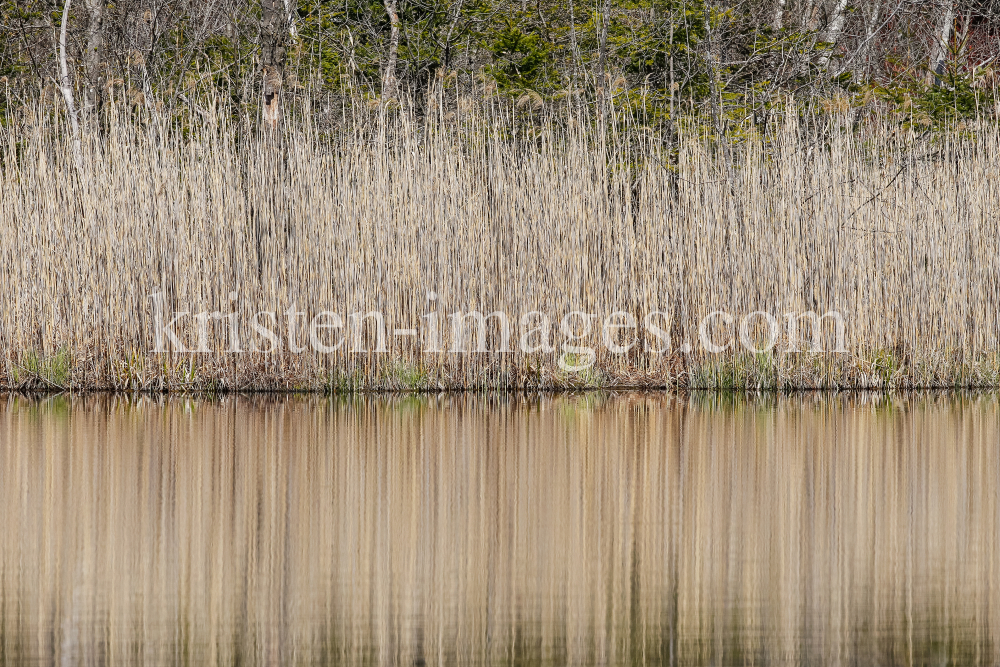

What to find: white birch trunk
left=816, top=0, right=850, bottom=69
left=930, top=0, right=955, bottom=83
left=58, top=0, right=83, bottom=168
left=81, top=0, right=104, bottom=112
left=381, top=0, right=401, bottom=103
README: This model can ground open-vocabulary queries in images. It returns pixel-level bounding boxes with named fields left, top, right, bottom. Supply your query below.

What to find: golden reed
left=1, top=99, right=999, bottom=390
left=0, top=392, right=998, bottom=664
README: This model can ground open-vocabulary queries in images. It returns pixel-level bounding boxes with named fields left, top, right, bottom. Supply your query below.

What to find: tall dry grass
left=1, top=98, right=999, bottom=390
left=1, top=392, right=998, bottom=665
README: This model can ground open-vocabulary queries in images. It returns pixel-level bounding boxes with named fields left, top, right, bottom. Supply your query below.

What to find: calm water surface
left=1, top=392, right=998, bottom=666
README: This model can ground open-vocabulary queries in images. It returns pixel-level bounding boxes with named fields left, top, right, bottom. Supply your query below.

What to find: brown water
left=0, top=392, right=998, bottom=666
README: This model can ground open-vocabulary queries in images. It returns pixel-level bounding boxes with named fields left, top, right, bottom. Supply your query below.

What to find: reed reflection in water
left=0, top=392, right=998, bottom=666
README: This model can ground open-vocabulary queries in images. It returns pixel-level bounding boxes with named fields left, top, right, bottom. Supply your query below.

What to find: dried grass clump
left=1, top=100, right=998, bottom=391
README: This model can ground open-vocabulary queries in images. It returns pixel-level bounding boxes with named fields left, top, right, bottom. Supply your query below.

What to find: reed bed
left=1, top=99, right=999, bottom=390
left=1, top=392, right=999, bottom=665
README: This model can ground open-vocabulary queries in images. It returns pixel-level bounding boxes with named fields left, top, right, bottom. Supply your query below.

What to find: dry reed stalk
left=1, top=100, right=998, bottom=391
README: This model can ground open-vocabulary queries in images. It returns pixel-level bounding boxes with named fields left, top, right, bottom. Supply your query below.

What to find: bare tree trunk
left=81, top=0, right=105, bottom=113
left=929, top=0, right=955, bottom=84
left=58, top=0, right=83, bottom=168
left=596, top=0, right=609, bottom=119
left=773, top=0, right=785, bottom=30
left=816, top=0, right=850, bottom=69
left=861, top=0, right=882, bottom=78
left=442, top=0, right=464, bottom=68
left=799, top=0, right=819, bottom=30
left=564, top=0, right=581, bottom=111
left=381, top=0, right=401, bottom=103
left=568, top=0, right=579, bottom=70
left=668, top=14, right=674, bottom=122
left=283, top=0, right=297, bottom=37
left=705, top=5, right=721, bottom=134
left=261, top=0, right=289, bottom=129
left=130, top=9, right=156, bottom=116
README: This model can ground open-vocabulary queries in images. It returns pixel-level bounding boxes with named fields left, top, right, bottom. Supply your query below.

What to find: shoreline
left=5, top=353, right=999, bottom=393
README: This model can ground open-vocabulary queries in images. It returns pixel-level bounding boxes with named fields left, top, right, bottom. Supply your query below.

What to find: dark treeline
left=1, top=0, right=999, bottom=130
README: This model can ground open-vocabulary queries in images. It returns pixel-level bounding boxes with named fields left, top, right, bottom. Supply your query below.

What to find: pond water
left=0, top=392, right=998, bottom=666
